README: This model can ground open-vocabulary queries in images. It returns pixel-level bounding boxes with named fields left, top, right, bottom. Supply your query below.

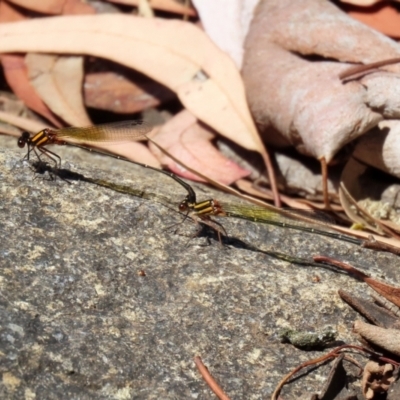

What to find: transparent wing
left=51, top=120, right=152, bottom=142
left=221, top=204, right=335, bottom=226
left=219, top=203, right=361, bottom=245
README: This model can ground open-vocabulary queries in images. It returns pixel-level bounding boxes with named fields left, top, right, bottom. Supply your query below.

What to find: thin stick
left=342, top=355, right=364, bottom=375
left=339, top=58, right=400, bottom=80
left=271, top=351, right=339, bottom=400
left=362, top=235, right=400, bottom=255
left=194, top=356, right=231, bottom=400
left=146, top=134, right=281, bottom=207
left=313, top=255, right=369, bottom=279
left=320, top=157, right=331, bottom=210
left=271, top=344, right=399, bottom=400
left=261, top=145, right=281, bottom=208
left=146, top=136, right=349, bottom=233
left=340, top=183, right=400, bottom=240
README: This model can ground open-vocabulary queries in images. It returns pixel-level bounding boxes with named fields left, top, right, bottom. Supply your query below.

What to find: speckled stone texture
left=1, top=138, right=399, bottom=399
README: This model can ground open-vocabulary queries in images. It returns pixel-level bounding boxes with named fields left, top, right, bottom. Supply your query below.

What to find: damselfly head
left=17, top=131, right=31, bottom=148
left=179, top=199, right=189, bottom=212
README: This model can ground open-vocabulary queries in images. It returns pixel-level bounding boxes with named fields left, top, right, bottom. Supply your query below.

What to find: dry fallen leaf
left=242, top=0, right=400, bottom=164
left=1, top=54, right=62, bottom=128
left=0, top=14, right=262, bottom=154
left=354, top=320, right=400, bottom=356
left=354, top=120, right=400, bottom=179
left=150, top=110, right=250, bottom=184
left=191, top=0, right=258, bottom=68
left=84, top=71, right=175, bottom=113
left=340, top=0, right=386, bottom=4
left=0, top=110, right=50, bottom=134
left=25, top=53, right=91, bottom=127
left=338, top=289, right=400, bottom=329
left=7, top=0, right=96, bottom=15
left=342, top=1, right=400, bottom=38
left=0, top=1, right=62, bottom=127
left=361, top=360, right=396, bottom=400
left=0, top=93, right=25, bottom=116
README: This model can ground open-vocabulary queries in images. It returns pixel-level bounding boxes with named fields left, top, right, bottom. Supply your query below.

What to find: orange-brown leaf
left=1, top=54, right=62, bottom=128
left=0, top=14, right=261, bottom=153
left=150, top=110, right=250, bottom=184
left=344, top=2, right=400, bottom=38
left=7, top=0, right=95, bottom=15
left=315, top=256, right=400, bottom=309
left=25, top=54, right=91, bottom=127
left=84, top=71, right=175, bottom=113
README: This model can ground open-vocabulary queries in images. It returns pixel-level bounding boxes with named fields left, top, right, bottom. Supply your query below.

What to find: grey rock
left=1, top=139, right=399, bottom=399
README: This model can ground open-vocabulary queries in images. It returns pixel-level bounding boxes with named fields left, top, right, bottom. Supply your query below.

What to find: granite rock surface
left=1, top=139, right=399, bottom=399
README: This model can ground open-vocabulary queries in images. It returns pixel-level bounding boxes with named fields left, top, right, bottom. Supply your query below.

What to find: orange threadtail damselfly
left=17, top=120, right=197, bottom=207
left=18, top=120, right=150, bottom=168
left=178, top=197, right=363, bottom=246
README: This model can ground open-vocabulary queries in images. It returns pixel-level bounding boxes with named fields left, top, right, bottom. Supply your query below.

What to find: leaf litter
left=2, top=1, right=400, bottom=398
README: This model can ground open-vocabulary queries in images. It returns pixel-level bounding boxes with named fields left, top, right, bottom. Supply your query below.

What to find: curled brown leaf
left=242, top=0, right=400, bottom=164
left=361, top=360, right=396, bottom=400
left=354, top=320, right=400, bottom=356
left=150, top=110, right=250, bottom=185
left=0, top=14, right=260, bottom=152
